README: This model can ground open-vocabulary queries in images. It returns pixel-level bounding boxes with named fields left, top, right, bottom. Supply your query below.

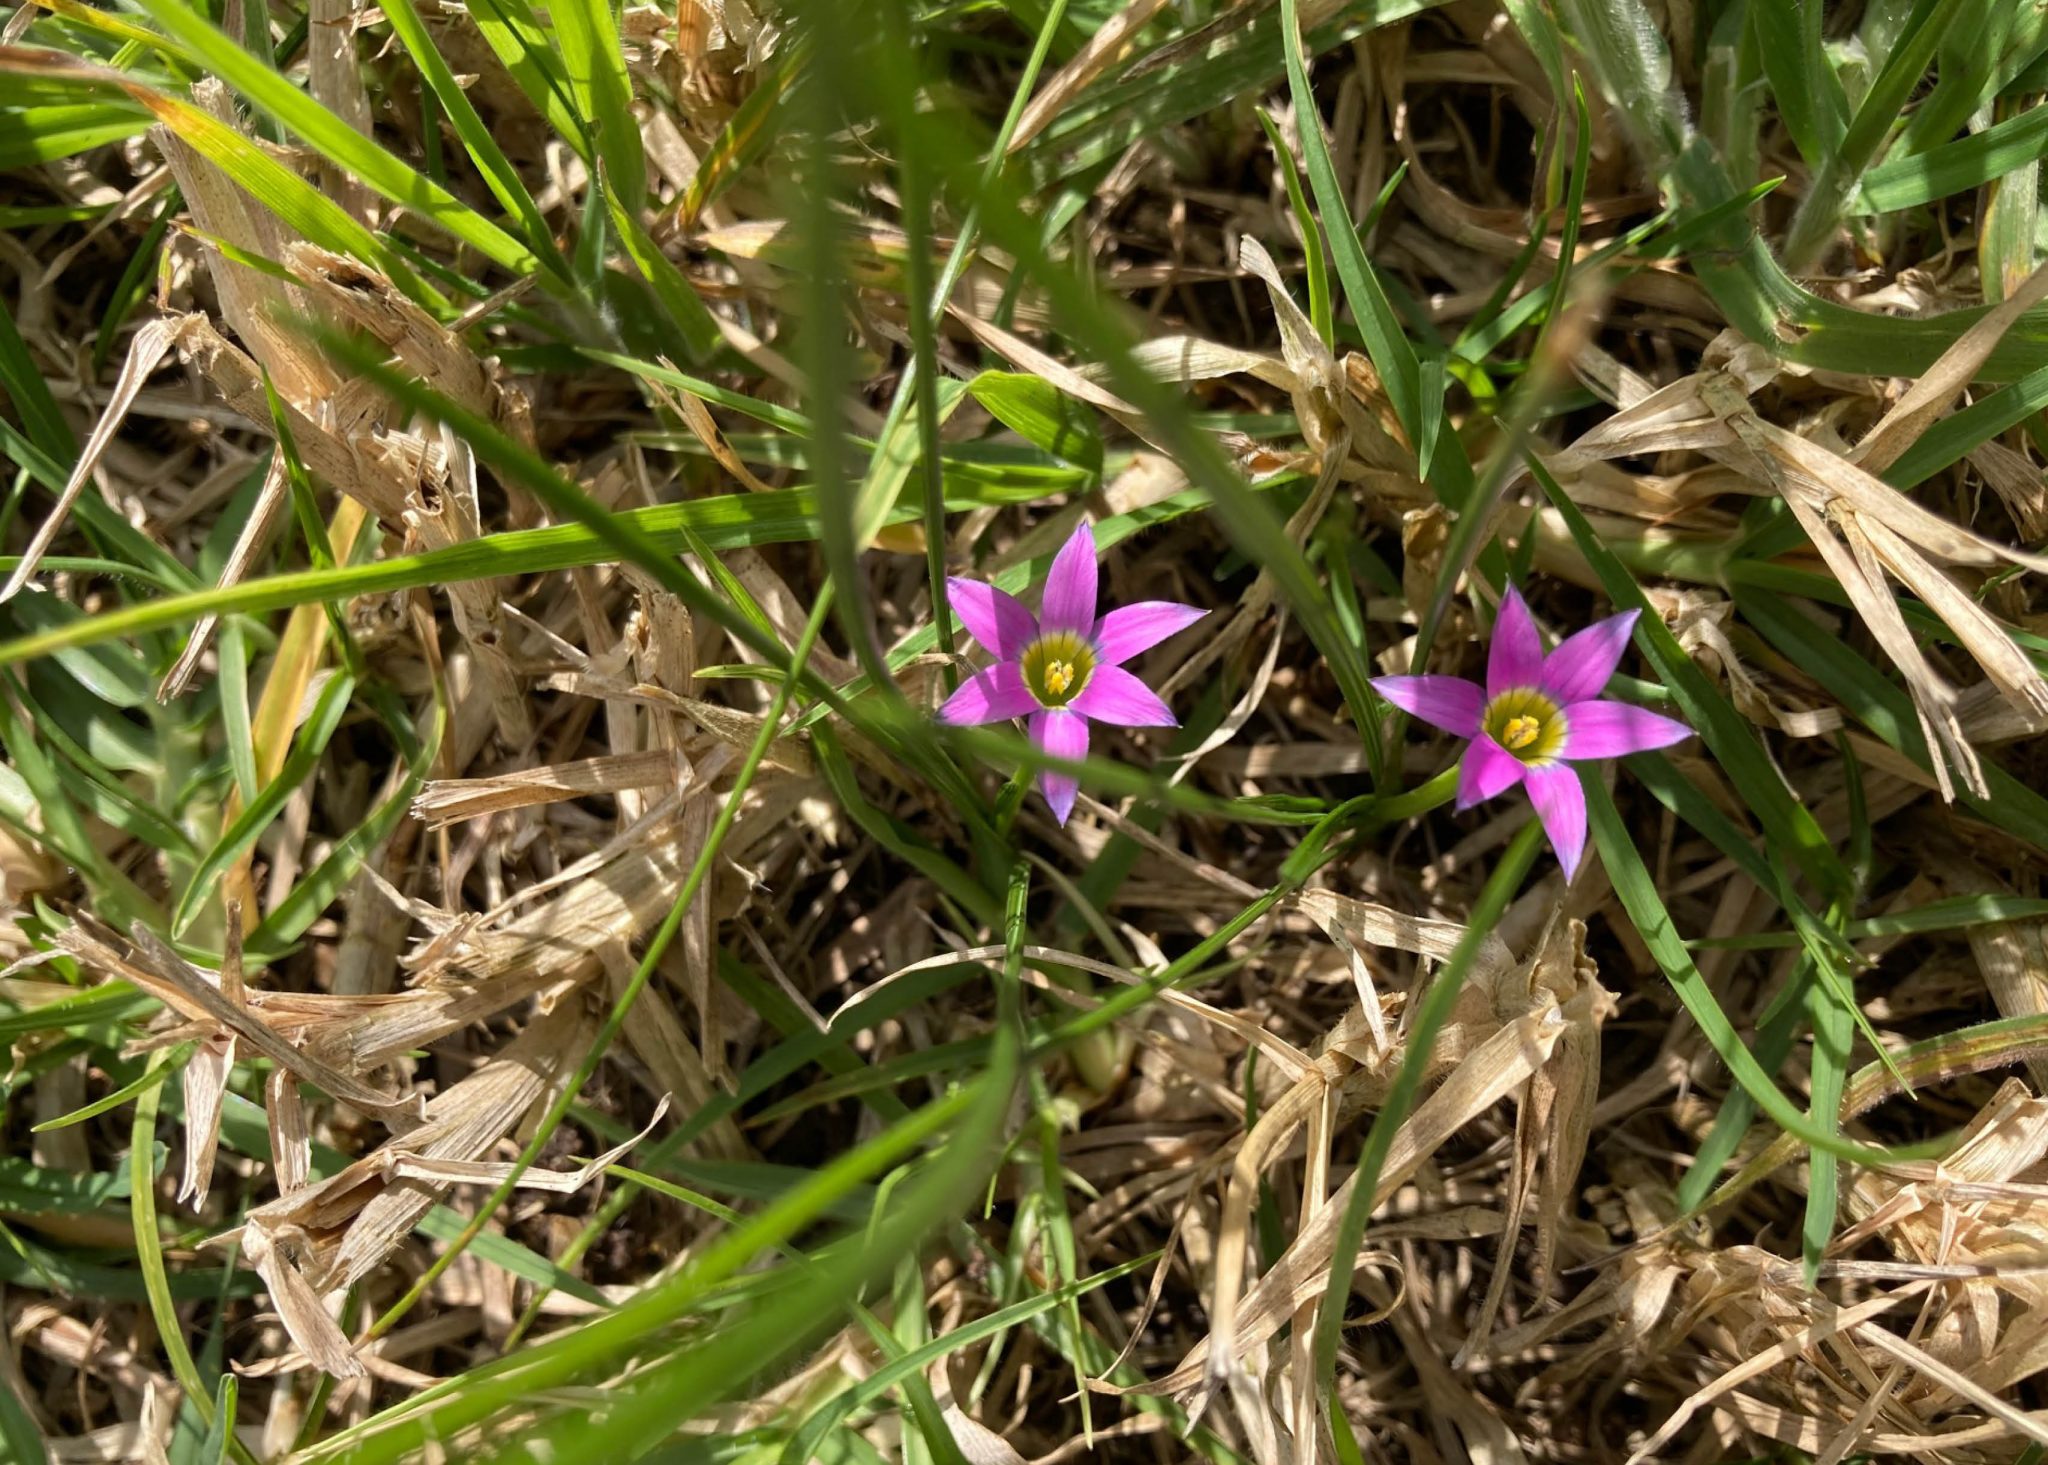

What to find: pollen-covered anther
left=1482, top=686, right=1568, bottom=765
left=1020, top=630, right=1095, bottom=709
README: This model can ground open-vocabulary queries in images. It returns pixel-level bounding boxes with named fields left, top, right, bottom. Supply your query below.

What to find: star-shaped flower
left=1372, top=588, right=1692, bottom=878
left=936, top=523, right=1207, bottom=824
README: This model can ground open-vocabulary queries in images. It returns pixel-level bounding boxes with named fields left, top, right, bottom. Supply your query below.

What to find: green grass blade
left=1735, top=584, right=2048, bottom=851
left=169, top=668, right=354, bottom=938
left=1256, top=108, right=1333, bottom=348
left=10, top=55, right=435, bottom=302
left=0, top=1341, right=48, bottom=1465
left=782, top=1254, right=1152, bottom=1462
left=375, top=0, right=568, bottom=280
left=0, top=100, right=148, bottom=169
left=246, top=703, right=441, bottom=957
left=1673, top=973, right=1809, bottom=1212
left=0, top=297, right=77, bottom=465
left=131, top=1059, right=232, bottom=1451
left=1751, top=0, right=1847, bottom=168
left=0, top=486, right=873, bottom=669
left=1277, top=0, right=1421, bottom=446
left=1803, top=945, right=1850, bottom=1285
left=1587, top=774, right=1933, bottom=1166
left=1311, top=819, right=1544, bottom=1392
left=1780, top=0, right=1970, bottom=270
left=1861, top=96, right=2048, bottom=211
left=462, top=0, right=586, bottom=152
left=130, top=0, right=544, bottom=279
left=308, top=1080, right=996, bottom=1463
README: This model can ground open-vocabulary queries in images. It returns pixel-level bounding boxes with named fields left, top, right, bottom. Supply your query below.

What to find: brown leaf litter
left=8, top=2, right=2048, bottom=1460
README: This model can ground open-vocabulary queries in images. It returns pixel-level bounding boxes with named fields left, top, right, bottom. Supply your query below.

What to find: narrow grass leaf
left=129, top=0, right=543, bottom=278
left=170, top=669, right=353, bottom=938
left=1587, top=774, right=1926, bottom=1165
left=1277, top=0, right=1421, bottom=444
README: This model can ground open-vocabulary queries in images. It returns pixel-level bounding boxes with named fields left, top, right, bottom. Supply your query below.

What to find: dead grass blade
left=0, top=313, right=190, bottom=602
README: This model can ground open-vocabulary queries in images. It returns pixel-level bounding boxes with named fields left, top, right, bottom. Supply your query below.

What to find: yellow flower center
left=1483, top=687, right=1567, bottom=764
left=1021, top=631, right=1095, bottom=708
left=1500, top=714, right=1542, bottom=751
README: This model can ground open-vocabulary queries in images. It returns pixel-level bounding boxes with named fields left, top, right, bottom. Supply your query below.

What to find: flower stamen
left=1020, top=631, right=1096, bottom=708
left=1482, top=687, right=1567, bottom=764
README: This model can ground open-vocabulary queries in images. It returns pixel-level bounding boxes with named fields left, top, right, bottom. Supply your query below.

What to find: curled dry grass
left=4, top=0, right=2048, bottom=1461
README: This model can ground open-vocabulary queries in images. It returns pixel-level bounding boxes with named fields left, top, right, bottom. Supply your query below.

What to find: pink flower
left=1372, top=588, right=1691, bottom=879
left=937, top=522, right=1207, bottom=825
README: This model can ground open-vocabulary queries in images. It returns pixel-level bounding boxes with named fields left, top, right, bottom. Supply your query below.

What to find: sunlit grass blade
left=129, top=0, right=545, bottom=279
left=782, top=1254, right=1152, bottom=1461
left=0, top=99, right=147, bottom=168
left=0, top=48, right=433, bottom=302
left=374, top=0, right=567, bottom=280
left=1750, top=0, right=1846, bottom=169
left=459, top=0, right=584, bottom=153
left=1277, top=0, right=1420, bottom=448
left=305, top=1078, right=1001, bottom=1463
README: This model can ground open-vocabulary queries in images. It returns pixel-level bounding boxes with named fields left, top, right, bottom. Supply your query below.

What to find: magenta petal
left=1522, top=762, right=1589, bottom=880
left=1372, top=675, right=1483, bottom=737
left=948, top=577, right=1037, bottom=659
left=1456, top=734, right=1527, bottom=810
left=1092, top=601, right=1207, bottom=665
left=1039, top=522, right=1098, bottom=634
left=1559, top=699, right=1691, bottom=760
left=1539, top=610, right=1639, bottom=704
left=1488, top=587, right=1545, bottom=696
left=1070, top=665, right=1175, bottom=727
left=1031, top=708, right=1088, bottom=825
left=936, top=662, right=1039, bottom=726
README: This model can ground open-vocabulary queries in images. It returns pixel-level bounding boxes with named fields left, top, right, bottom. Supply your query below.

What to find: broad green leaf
left=0, top=1152, right=140, bottom=1212
left=967, top=371, right=1104, bottom=475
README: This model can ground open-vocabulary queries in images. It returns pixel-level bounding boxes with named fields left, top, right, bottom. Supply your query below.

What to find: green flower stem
left=1361, top=762, right=1460, bottom=830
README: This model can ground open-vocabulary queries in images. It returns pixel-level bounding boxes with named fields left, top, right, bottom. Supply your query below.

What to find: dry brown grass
left=5, top=0, right=2048, bottom=1460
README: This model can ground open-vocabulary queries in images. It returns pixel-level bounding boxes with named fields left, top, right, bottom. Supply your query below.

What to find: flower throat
left=1021, top=631, right=1095, bottom=708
